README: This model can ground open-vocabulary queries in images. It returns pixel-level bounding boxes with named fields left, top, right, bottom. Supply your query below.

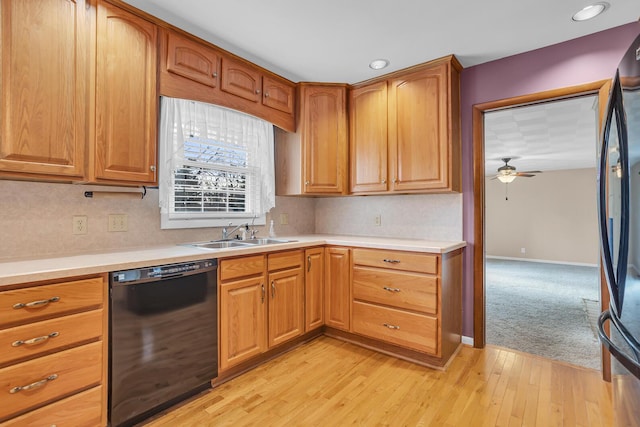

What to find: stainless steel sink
left=243, top=238, right=296, bottom=245
left=187, top=240, right=254, bottom=249
left=183, top=238, right=295, bottom=250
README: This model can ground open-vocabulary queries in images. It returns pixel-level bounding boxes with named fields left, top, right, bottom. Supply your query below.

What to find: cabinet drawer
left=353, top=267, right=437, bottom=314
left=268, top=250, right=303, bottom=271
left=0, top=310, right=103, bottom=367
left=0, top=385, right=102, bottom=427
left=352, top=248, right=438, bottom=274
left=220, top=255, right=265, bottom=281
left=0, top=341, right=102, bottom=421
left=352, top=301, right=437, bottom=354
left=0, top=277, right=103, bottom=328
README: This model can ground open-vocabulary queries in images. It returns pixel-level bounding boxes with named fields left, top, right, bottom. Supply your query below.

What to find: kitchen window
left=159, top=97, right=275, bottom=229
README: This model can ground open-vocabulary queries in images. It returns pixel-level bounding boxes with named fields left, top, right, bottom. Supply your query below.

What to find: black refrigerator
left=597, top=32, right=640, bottom=427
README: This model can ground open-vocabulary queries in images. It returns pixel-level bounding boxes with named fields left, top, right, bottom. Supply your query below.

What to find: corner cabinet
left=305, top=247, right=325, bottom=331
left=93, top=1, right=158, bottom=185
left=324, top=247, right=351, bottom=331
left=350, top=56, right=462, bottom=194
left=0, top=0, right=89, bottom=180
left=275, top=84, right=348, bottom=195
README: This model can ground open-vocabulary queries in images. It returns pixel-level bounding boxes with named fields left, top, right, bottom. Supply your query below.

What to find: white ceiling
left=484, top=95, right=599, bottom=175
left=122, top=0, right=640, bottom=84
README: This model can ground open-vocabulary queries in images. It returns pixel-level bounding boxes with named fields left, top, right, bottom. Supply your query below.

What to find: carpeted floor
left=486, top=258, right=601, bottom=370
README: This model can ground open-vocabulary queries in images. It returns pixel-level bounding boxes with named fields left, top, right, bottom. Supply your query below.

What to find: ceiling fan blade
left=516, top=173, right=536, bottom=177
left=518, top=170, right=542, bottom=174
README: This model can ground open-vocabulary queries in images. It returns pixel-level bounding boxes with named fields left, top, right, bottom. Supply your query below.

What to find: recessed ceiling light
left=572, top=2, right=609, bottom=21
left=369, top=59, right=390, bottom=70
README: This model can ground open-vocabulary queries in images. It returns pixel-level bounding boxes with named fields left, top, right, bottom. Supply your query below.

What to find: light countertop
left=0, top=235, right=466, bottom=287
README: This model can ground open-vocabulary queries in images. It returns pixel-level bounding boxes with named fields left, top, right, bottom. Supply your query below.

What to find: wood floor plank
left=143, top=337, right=613, bottom=427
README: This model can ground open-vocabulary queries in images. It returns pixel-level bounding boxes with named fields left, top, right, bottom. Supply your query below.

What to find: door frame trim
left=472, top=80, right=612, bottom=379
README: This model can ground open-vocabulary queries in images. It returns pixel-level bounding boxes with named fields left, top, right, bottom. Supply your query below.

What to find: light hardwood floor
left=145, top=336, right=613, bottom=426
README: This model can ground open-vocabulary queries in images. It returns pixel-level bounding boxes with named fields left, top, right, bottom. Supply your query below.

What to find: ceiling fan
left=492, top=157, right=542, bottom=183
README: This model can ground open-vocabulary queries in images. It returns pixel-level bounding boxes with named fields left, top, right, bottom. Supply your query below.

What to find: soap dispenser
left=268, top=220, right=276, bottom=238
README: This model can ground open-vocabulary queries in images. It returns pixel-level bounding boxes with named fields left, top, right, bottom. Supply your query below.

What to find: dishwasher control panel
left=111, top=259, right=217, bottom=284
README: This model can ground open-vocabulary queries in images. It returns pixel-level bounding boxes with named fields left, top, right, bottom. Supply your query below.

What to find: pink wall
left=459, top=22, right=640, bottom=338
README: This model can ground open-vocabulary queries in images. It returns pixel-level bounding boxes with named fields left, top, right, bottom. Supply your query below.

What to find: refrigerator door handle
left=598, top=309, right=640, bottom=380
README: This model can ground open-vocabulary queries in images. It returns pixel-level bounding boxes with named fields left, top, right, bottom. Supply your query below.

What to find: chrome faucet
left=221, top=223, right=248, bottom=240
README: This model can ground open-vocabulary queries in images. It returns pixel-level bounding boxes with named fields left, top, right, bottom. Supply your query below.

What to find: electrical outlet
left=72, top=216, right=88, bottom=235
left=374, top=215, right=382, bottom=226
left=521, top=247, right=526, bottom=254
left=108, top=214, right=128, bottom=232
left=280, top=213, right=289, bottom=225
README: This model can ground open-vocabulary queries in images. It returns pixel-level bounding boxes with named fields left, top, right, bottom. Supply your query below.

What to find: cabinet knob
left=150, top=165, right=156, bottom=172
left=264, top=92, right=270, bottom=98
left=305, top=180, right=310, bottom=185
left=382, top=179, right=387, bottom=184
left=255, top=89, right=261, bottom=95
left=213, top=71, right=218, bottom=78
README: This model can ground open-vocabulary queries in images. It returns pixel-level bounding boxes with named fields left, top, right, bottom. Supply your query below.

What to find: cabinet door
left=301, top=85, right=347, bottom=194
left=219, top=276, right=267, bottom=371
left=262, top=75, right=294, bottom=114
left=94, top=1, right=157, bottom=184
left=166, top=31, right=219, bottom=88
left=221, top=56, right=261, bottom=103
left=324, top=247, right=351, bottom=331
left=350, top=81, right=388, bottom=193
left=268, top=267, right=304, bottom=347
left=388, top=64, right=449, bottom=191
left=305, top=248, right=325, bottom=331
left=0, top=0, right=88, bottom=179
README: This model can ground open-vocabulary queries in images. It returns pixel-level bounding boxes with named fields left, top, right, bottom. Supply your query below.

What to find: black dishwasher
left=109, top=259, right=217, bottom=427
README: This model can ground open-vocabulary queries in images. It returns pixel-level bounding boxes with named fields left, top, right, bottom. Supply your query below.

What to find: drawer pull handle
left=383, top=323, right=400, bottom=330
left=383, top=286, right=401, bottom=293
left=307, top=255, right=312, bottom=272
left=12, top=332, right=60, bottom=347
left=271, top=281, right=276, bottom=298
left=261, top=284, right=265, bottom=303
left=10, top=374, right=58, bottom=394
left=13, top=296, right=60, bottom=310
left=383, top=259, right=400, bottom=264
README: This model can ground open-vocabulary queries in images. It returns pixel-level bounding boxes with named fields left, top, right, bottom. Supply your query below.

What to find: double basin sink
left=184, top=238, right=295, bottom=250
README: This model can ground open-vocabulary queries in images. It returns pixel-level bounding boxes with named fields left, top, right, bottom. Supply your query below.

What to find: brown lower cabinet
left=349, top=247, right=463, bottom=365
left=219, top=251, right=304, bottom=372
left=0, top=275, right=108, bottom=426
left=324, top=247, right=351, bottom=331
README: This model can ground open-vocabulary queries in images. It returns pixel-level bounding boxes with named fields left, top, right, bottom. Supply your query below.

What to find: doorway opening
left=472, top=81, right=613, bottom=377
left=483, top=95, right=601, bottom=369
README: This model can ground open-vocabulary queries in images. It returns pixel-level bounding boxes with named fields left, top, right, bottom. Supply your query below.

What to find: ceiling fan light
left=497, top=174, right=516, bottom=183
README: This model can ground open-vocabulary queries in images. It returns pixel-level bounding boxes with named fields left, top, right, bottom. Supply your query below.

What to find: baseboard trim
left=461, top=336, right=474, bottom=346
left=486, top=255, right=597, bottom=268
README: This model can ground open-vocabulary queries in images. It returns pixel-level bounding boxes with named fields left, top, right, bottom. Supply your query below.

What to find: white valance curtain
left=159, top=97, right=275, bottom=226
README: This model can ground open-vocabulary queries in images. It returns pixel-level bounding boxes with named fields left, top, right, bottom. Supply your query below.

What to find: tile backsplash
left=0, top=180, right=315, bottom=260
left=315, top=193, right=463, bottom=241
left=1, top=180, right=462, bottom=260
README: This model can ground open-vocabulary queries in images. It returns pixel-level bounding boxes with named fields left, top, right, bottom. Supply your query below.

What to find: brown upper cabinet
left=275, top=84, right=348, bottom=196
left=0, top=0, right=158, bottom=185
left=350, top=56, right=462, bottom=194
left=0, top=0, right=89, bottom=180
left=159, top=29, right=296, bottom=132
left=93, top=1, right=158, bottom=185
